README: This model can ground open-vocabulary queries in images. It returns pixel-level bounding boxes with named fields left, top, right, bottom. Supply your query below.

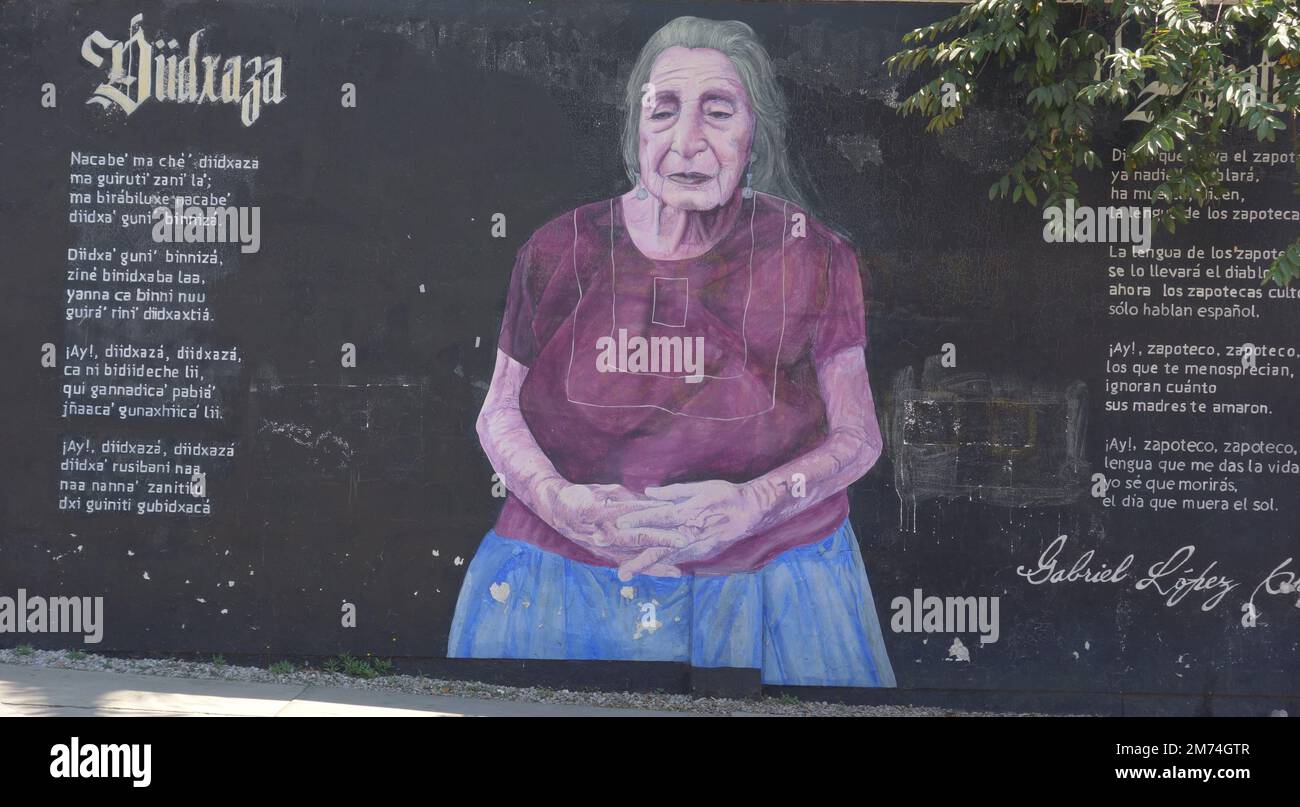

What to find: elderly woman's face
left=638, top=46, right=756, bottom=212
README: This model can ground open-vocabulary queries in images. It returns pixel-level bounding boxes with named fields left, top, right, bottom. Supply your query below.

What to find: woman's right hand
left=542, top=482, right=688, bottom=571
left=476, top=351, right=687, bottom=577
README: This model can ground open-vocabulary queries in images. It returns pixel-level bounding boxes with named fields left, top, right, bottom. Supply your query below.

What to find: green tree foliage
left=886, top=0, right=1300, bottom=284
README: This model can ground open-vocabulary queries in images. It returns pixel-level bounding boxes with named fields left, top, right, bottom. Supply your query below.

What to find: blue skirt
left=448, top=518, right=896, bottom=687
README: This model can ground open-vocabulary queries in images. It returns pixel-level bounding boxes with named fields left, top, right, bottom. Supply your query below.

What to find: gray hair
left=620, top=16, right=811, bottom=210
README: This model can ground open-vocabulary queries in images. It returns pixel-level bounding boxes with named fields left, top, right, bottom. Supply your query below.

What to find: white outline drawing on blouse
left=564, top=193, right=789, bottom=421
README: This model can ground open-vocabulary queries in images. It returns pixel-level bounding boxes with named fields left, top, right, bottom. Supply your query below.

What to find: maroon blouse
left=492, top=191, right=870, bottom=575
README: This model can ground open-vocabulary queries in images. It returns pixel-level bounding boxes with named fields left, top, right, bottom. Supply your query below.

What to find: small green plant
left=66, top=648, right=87, bottom=661
left=778, top=692, right=801, bottom=706
left=15, top=643, right=34, bottom=656
left=319, top=652, right=395, bottom=678
left=340, top=652, right=377, bottom=679
left=211, top=653, right=226, bottom=667
left=886, top=0, right=1300, bottom=284
left=269, top=660, right=296, bottom=675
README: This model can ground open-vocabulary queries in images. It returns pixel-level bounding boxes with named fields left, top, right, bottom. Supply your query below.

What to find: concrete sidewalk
left=0, top=663, right=692, bottom=717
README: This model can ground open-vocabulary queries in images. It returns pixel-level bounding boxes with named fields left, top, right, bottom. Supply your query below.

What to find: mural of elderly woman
left=448, top=16, right=896, bottom=687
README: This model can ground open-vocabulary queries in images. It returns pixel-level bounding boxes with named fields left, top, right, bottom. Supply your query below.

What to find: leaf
left=882, top=0, right=1299, bottom=286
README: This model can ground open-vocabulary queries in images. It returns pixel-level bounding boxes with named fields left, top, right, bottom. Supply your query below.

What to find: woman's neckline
left=616, top=190, right=750, bottom=264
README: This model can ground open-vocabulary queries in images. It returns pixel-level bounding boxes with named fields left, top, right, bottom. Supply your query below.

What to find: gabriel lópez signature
left=1016, top=534, right=1298, bottom=623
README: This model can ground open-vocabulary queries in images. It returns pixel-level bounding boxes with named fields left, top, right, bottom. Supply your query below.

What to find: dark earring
left=634, top=173, right=648, bottom=200
left=742, top=155, right=755, bottom=199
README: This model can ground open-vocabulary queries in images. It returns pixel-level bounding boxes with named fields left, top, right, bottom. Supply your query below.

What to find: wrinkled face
left=637, top=46, right=755, bottom=212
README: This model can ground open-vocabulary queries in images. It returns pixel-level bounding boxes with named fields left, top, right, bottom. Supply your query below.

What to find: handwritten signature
left=1016, top=535, right=1297, bottom=619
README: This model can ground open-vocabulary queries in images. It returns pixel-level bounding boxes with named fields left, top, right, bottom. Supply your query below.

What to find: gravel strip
left=0, top=647, right=1031, bottom=716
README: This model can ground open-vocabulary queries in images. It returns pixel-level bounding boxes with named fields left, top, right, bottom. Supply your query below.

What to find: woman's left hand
left=610, top=480, right=767, bottom=580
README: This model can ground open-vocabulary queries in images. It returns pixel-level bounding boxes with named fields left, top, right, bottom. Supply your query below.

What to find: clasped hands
left=544, top=480, right=767, bottom=581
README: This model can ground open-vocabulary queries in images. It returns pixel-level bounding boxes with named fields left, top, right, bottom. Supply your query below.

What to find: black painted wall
left=1, top=0, right=1296, bottom=706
